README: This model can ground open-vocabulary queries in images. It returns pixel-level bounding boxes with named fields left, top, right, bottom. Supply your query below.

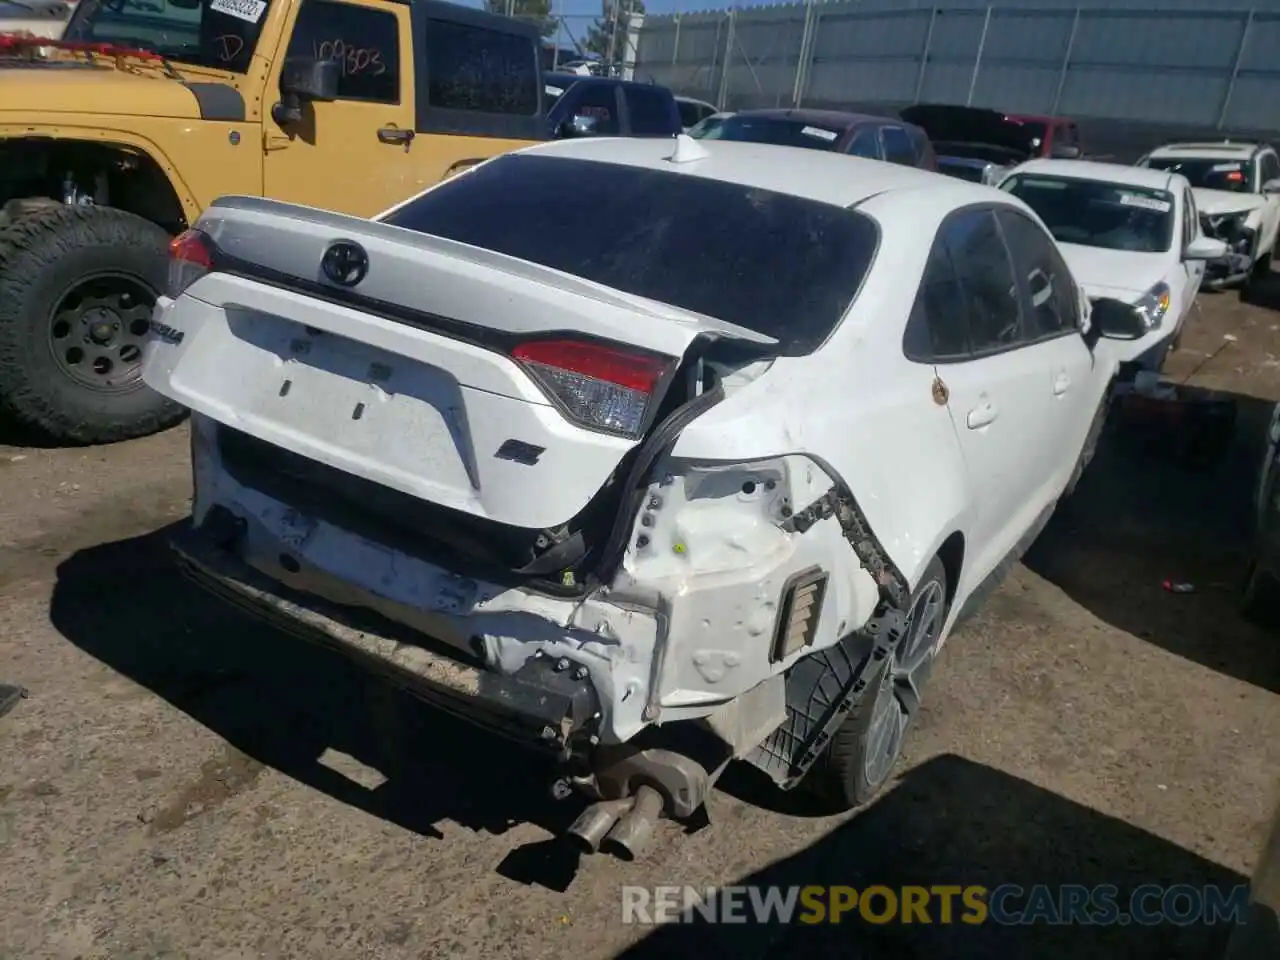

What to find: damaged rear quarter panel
left=668, top=206, right=976, bottom=623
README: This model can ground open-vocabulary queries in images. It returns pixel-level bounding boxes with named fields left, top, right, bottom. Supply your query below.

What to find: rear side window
left=423, top=18, right=538, bottom=115
left=944, top=209, right=1022, bottom=353
left=286, top=0, right=400, bottom=103
left=381, top=154, right=880, bottom=354
left=566, top=84, right=620, bottom=135
left=625, top=86, right=675, bottom=136
left=845, top=127, right=880, bottom=159
left=996, top=209, right=1079, bottom=339
left=677, top=100, right=701, bottom=128
left=881, top=126, right=917, bottom=166
left=905, top=241, right=971, bottom=362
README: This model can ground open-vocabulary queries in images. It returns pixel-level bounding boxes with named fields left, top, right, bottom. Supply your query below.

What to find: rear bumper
left=170, top=517, right=603, bottom=754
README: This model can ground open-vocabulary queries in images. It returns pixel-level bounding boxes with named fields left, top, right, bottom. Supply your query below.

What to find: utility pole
left=605, top=0, right=623, bottom=71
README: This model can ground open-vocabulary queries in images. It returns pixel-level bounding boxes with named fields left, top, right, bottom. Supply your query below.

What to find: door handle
left=377, top=127, right=415, bottom=147
left=1053, top=372, right=1071, bottom=396
left=966, top=401, right=998, bottom=430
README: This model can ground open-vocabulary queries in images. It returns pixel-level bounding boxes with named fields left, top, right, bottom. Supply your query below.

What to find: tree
left=583, top=0, right=645, bottom=65
left=484, top=0, right=556, bottom=39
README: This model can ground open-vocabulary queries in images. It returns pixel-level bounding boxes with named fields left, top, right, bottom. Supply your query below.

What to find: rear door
left=995, top=207, right=1096, bottom=490
left=922, top=208, right=1061, bottom=580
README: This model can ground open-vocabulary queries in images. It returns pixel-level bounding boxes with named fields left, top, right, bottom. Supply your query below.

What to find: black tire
left=808, top=555, right=949, bottom=811
left=0, top=204, right=186, bottom=445
left=1241, top=559, right=1280, bottom=628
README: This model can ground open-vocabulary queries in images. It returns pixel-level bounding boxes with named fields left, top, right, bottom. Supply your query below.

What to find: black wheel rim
left=46, top=272, right=156, bottom=394
left=863, top=579, right=946, bottom=788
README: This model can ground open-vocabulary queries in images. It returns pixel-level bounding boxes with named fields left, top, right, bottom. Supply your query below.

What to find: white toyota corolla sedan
left=141, top=135, right=1145, bottom=858
left=997, top=158, right=1227, bottom=371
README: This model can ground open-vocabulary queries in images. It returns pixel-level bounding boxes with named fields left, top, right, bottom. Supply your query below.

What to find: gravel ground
left=0, top=285, right=1277, bottom=960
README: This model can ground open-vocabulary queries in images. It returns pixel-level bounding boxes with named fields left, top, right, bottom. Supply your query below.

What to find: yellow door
left=262, top=0, right=419, bottom=218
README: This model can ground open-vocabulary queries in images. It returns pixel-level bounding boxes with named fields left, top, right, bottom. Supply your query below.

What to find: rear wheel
left=809, top=555, right=948, bottom=810
left=0, top=204, right=186, bottom=445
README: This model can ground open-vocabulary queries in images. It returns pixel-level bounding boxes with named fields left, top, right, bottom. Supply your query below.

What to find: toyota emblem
left=321, top=240, right=369, bottom=287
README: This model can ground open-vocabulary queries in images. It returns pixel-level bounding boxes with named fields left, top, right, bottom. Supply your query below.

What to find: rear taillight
left=166, top=228, right=213, bottom=298
left=511, top=339, right=675, bottom=438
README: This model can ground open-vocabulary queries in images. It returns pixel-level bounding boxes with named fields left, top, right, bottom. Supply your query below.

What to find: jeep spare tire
left=0, top=204, right=185, bottom=445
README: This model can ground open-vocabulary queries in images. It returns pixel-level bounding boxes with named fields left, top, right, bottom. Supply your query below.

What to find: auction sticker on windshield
left=209, top=0, right=267, bottom=23
left=801, top=126, right=838, bottom=142
left=1118, top=192, right=1171, bottom=213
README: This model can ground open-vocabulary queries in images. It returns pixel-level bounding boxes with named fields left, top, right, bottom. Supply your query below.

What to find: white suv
left=142, top=137, right=1145, bottom=858
left=1138, top=140, right=1280, bottom=292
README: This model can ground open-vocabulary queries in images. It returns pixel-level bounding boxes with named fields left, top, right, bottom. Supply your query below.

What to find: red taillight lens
left=511, top=339, right=675, bottom=437
left=166, top=228, right=212, bottom=298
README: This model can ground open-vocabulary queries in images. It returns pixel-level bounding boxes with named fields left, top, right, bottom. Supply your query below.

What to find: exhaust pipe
left=602, top=785, right=664, bottom=861
left=566, top=797, right=634, bottom=854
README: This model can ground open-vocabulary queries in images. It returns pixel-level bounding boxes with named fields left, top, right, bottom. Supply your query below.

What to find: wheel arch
left=0, top=135, right=197, bottom=234
left=935, top=530, right=965, bottom=612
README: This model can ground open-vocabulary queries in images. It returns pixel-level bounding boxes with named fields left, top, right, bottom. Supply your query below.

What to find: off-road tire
left=0, top=204, right=186, bottom=445
left=809, top=555, right=948, bottom=811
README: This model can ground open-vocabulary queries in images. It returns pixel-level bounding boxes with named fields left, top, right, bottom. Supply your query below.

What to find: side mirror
left=1050, top=143, right=1082, bottom=160
left=281, top=57, right=339, bottom=101
left=1263, top=178, right=1280, bottom=196
left=1185, top=234, right=1228, bottom=261
left=556, top=114, right=598, bottom=139
left=1083, top=297, right=1147, bottom=349
left=272, top=57, right=339, bottom=125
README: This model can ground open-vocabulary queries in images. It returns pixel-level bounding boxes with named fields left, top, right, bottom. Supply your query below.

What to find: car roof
left=1008, top=158, right=1178, bottom=191
left=517, top=136, right=996, bottom=210
left=1147, top=141, right=1262, bottom=159
left=675, top=96, right=717, bottom=109
left=730, top=108, right=904, bottom=131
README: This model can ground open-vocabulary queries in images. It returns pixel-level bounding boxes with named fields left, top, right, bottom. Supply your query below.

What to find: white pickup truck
left=1138, top=140, right=1280, bottom=295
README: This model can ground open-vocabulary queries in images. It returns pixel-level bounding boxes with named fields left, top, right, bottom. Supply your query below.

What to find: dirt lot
left=1, top=289, right=1278, bottom=959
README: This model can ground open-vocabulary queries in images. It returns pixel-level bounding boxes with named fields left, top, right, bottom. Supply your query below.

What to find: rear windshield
left=693, top=115, right=844, bottom=152
left=380, top=154, right=879, bottom=354
left=1143, top=156, right=1253, bottom=193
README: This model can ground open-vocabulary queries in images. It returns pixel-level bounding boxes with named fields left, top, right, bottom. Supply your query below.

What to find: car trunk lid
left=146, top=197, right=776, bottom=534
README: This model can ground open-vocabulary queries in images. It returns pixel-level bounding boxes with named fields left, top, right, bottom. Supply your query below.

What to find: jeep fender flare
left=0, top=125, right=202, bottom=225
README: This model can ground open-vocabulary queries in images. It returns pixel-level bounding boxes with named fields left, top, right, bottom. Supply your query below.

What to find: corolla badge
left=321, top=240, right=369, bottom=287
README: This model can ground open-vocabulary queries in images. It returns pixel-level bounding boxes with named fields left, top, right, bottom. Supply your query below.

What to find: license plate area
left=223, top=308, right=478, bottom=491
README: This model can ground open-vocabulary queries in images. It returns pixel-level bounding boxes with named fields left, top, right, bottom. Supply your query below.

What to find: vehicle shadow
left=48, top=524, right=587, bottom=891
left=619, top=754, right=1247, bottom=960
left=1024, top=389, right=1280, bottom=694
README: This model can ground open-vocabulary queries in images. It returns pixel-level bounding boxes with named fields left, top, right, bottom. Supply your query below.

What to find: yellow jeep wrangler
left=0, top=0, right=546, bottom=444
